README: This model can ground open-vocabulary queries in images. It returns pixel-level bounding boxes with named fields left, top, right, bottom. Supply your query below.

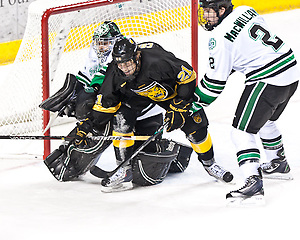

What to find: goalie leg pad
left=168, top=141, right=193, bottom=173
left=132, top=151, right=176, bottom=186
left=44, top=143, right=79, bottom=181
left=44, top=121, right=112, bottom=181
left=132, top=139, right=191, bottom=186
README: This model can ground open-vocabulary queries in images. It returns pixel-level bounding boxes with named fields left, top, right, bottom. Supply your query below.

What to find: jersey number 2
left=249, top=24, right=284, bottom=52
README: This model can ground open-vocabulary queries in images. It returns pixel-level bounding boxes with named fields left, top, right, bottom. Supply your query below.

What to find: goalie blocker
left=39, top=73, right=97, bottom=120
left=44, top=125, right=192, bottom=185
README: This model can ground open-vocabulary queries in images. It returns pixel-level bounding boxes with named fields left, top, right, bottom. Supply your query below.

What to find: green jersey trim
left=237, top=82, right=266, bottom=131
left=194, top=85, right=217, bottom=105
left=246, top=49, right=297, bottom=83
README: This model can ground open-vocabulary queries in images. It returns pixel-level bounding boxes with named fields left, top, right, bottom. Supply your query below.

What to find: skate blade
left=101, top=181, right=133, bottom=193
left=226, top=194, right=265, bottom=207
left=263, top=172, right=293, bottom=180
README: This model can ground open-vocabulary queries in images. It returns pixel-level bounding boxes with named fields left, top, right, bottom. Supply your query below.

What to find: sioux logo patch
left=209, top=38, right=216, bottom=50
left=97, top=24, right=110, bottom=36
left=192, top=112, right=202, bottom=123
left=132, top=81, right=168, bottom=101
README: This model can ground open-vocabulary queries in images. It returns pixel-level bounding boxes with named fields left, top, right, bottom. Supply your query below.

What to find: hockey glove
left=165, top=98, right=191, bottom=132
left=74, top=118, right=93, bottom=146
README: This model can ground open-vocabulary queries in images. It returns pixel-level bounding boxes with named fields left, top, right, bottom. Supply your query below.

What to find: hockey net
left=0, top=0, right=198, bottom=159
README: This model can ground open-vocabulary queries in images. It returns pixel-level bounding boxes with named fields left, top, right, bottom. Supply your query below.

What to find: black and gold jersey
left=93, top=42, right=196, bottom=114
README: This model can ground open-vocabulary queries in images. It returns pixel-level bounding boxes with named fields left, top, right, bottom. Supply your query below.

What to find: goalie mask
left=198, top=0, right=233, bottom=31
left=92, top=21, right=123, bottom=61
left=112, top=38, right=141, bottom=81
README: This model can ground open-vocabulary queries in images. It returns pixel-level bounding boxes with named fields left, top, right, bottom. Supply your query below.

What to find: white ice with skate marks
left=0, top=9, right=300, bottom=240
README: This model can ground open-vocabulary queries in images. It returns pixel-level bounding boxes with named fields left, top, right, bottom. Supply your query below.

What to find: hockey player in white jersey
left=40, top=21, right=123, bottom=119
left=40, top=21, right=126, bottom=181
left=198, top=0, right=299, bottom=204
left=78, top=22, right=121, bottom=88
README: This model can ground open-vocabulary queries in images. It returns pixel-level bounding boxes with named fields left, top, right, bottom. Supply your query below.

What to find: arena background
left=0, top=0, right=299, bottom=65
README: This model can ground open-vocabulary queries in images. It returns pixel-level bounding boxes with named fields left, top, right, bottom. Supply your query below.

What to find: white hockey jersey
left=76, top=46, right=112, bottom=87
left=198, top=6, right=299, bottom=105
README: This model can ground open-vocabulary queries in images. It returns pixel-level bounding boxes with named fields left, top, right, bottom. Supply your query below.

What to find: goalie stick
left=91, top=121, right=169, bottom=179
left=0, top=135, right=150, bottom=141
left=42, top=106, right=66, bottom=134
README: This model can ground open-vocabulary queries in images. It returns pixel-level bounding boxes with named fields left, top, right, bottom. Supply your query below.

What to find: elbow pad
left=177, top=80, right=196, bottom=101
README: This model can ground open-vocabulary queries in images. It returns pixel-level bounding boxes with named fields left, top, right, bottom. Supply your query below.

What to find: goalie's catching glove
left=165, top=98, right=191, bottom=132
left=74, top=118, right=93, bottom=146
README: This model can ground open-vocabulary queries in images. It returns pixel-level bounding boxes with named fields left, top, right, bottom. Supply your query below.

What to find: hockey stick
left=43, top=111, right=59, bottom=134
left=91, top=121, right=169, bottom=179
left=0, top=135, right=150, bottom=141
left=42, top=106, right=66, bottom=134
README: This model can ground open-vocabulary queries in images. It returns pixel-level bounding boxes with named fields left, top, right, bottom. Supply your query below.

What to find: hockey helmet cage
left=92, top=21, right=123, bottom=59
left=198, top=0, right=233, bottom=31
left=112, top=38, right=138, bottom=64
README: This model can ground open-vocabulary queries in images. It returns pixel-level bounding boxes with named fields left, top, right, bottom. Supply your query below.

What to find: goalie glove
left=165, top=98, right=191, bottom=132
left=74, top=118, right=93, bottom=146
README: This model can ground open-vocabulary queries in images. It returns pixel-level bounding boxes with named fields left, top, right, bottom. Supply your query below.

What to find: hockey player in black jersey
left=198, top=0, right=299, bottom=205
left=41, top=22, right=170, bottom=186
left=75, top=38, right=234, bottom=192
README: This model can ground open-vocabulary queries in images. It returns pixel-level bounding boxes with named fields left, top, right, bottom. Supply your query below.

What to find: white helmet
left=92, top=21, right=123, bottom=60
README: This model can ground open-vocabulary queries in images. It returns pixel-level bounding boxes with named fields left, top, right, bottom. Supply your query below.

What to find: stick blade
left=90, top=166, right=109, bottom=178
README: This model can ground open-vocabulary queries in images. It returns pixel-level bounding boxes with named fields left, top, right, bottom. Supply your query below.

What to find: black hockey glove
left=74, top=118, right=93, bottom=146
left=165, top=98, right=191, bottom=132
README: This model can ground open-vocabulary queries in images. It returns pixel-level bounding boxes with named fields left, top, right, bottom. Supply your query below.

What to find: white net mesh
left=0, top=0, right=195, bottom=156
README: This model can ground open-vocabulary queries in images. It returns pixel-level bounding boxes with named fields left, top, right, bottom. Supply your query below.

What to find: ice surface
left=0, top=9, right=300, bottom=240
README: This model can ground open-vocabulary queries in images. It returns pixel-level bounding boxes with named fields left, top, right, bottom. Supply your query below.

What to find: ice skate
left=204, top=163, right=234, bottom=183
left=101, top=165, right=133, bottom=193
left=226, top=174, right=265, bottom=206
left=260, top=148, right=293, bottom=180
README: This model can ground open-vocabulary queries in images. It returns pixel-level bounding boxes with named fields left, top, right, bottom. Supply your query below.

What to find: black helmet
left=199, top=0, right=232, bottom=9
left=112, top=38, right=138, bottom=63
left=198, top=0, right=233, bottom=31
